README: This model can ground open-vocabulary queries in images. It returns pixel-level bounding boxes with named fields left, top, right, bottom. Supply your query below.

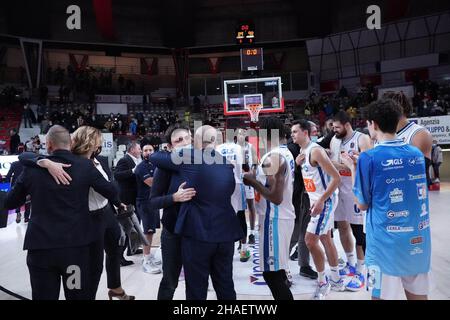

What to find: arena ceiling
left=0, top=0, right=449, bottom=50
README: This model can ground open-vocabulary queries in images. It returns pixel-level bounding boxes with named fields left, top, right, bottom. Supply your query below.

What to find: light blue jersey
left=353, top=139, right=431, bottom=277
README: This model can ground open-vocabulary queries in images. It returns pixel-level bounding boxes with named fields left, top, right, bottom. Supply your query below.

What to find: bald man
left=150, top=125, right=243, bottom=300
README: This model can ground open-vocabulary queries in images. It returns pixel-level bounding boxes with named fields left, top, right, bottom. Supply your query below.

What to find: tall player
left=237, top=129, right=258, bottom=244
left=383, top=91, right=433, bottom=186
left=216, top=134, right=250, bottom=262
left=243, top=118, right=295, bottom=300
left=330, top=111, right=372, bottom=290
left=291, top=120, right=347, bottom=300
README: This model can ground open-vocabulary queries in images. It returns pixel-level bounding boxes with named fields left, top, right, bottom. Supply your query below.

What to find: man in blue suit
left=150, top=125, right=243, bottom=300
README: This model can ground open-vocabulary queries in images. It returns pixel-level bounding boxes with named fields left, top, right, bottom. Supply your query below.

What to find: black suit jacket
left=4, top=150, right=121, bottom=250
left=287, top=139, right=310, bottom=219
left=5, top=161, right=24, bottom=187
left=114, top=154, right=138, bottom=205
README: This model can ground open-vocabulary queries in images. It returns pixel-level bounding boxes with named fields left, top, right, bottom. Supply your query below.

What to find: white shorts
left=368, top=267, right=432, bottom=300
left=334, top=192, right=364, bottom=225
left=231, top=183, right=247, bottom=212
left=259, top=216, right=295, bottom=272
left=245, top=185, right=255, bottom=200
left=307, top=197, right=336, bottom=236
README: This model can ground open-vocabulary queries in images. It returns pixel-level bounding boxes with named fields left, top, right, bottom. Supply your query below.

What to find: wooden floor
left=1, top=184, right=449, bottom=300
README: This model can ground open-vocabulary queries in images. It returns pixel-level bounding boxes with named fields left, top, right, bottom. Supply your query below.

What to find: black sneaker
left=120, top=258, right=134, bottom=267
left=300, top=266, right=318, bottom=280
left=290, top=247, right=298, bottom=261
left=248, top=234, right=255, bottom=245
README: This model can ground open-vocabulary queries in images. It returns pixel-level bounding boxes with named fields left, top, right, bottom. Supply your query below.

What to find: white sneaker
left=151, top=255, right=162, bottom=265
left=312, top=280, right=331, bottom=300
left=143, top=260, right=161, bottom=274
left=329, top=277, right=347, bottom=292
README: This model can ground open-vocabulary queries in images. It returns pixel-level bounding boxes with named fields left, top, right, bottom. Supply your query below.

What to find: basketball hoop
left=245, top=104, right=263, bottom=123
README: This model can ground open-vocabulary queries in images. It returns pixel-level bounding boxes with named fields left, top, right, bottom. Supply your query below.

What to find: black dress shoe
left=120, top=258, right=134, bottom=267
left=127, top=248, right=143, bottom=256
left=300, top=266, right=318, bottom=280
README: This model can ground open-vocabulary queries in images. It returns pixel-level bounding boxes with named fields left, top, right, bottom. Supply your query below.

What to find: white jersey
left=216, top=142, right=244, bottom=183
left=397, top=121, right=427, bottom=145
left=330, top=131, right=364, bottom=194
left=255, top=145, right=295, bottom=220
left=217, top=142, right=246, bottom=212
left=330, top=132, right=366, bottom=224
left=300, top=142, right=338, bottom=204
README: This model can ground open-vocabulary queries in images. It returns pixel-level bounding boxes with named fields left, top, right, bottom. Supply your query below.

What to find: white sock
left=242, top=243, right=248, bottom=252
left=318, top=271, right=326, bottom=284
left=330, top=266, right=340, bottom=282
left=356, top=259, right=365, bottom=274
left=346, top=252, right=356, bottom=267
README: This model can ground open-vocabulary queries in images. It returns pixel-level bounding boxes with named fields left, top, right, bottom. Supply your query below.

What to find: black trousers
left=89, top=205, right=123, bottom=299
left=27, top=245, right=92, bottom=300
left=182, top=237, right=236, bottom=300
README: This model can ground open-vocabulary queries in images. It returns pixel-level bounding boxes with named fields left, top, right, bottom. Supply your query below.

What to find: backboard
left=223, top=76, right=284, bottom=117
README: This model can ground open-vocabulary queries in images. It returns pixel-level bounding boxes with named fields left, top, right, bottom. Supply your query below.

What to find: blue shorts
left=136, top=199, right=160, bottom=234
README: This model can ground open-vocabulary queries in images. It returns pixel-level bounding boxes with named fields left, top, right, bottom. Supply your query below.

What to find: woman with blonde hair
left=32, top=126, right=135, bottom=300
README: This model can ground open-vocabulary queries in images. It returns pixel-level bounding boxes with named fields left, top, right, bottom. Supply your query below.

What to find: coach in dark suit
left=5, top=159, right=31, bottom=223
left=150, top=125, right=243, bottom=300
left=114, top=141, right=143, bottom=256
left=114, top=142, right=142, bottom=206
left=3, top=125, right=122, bottom=300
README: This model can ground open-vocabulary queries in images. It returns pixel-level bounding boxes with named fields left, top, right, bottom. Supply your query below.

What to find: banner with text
left=409, top=115, right=450, bottom=145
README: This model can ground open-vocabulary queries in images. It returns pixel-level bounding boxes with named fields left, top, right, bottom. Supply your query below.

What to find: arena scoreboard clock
left=240, top=47, right=264, bottom=71
left=236, top=22, right=255, bottom=45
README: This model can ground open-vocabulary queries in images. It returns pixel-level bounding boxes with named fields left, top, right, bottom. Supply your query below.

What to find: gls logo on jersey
left=382, top=159, right=403, bottom=167
left=410, top=236, right=424, bottom=245
left=417, top=183, right=428, bottom=200
left=387, top=210, right=409, bottom=219
left=389, top=188, right=404, bottom=203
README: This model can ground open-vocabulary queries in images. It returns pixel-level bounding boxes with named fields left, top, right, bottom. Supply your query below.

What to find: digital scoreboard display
left=240, top=48, right=264, bottom=71
left=236, top=22, right=255, bottom=45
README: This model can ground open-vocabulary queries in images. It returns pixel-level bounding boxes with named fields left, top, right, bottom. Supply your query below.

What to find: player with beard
left=329, top=111, right=372, bottom=290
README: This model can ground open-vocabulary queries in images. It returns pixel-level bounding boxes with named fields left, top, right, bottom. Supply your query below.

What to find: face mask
left=311, top=136, right=319, bottom=143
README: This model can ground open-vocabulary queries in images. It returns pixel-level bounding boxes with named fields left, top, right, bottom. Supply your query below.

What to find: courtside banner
left=0, top=155, right=19, bottom=177
left=409, top=115, right=450, bottom=145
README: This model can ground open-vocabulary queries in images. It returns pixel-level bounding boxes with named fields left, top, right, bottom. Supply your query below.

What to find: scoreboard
left=236, top=22, right=255, bottom=45
left=240, top=48, right=264, bottom=71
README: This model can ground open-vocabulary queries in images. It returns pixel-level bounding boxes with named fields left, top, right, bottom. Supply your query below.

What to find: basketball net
left=245, top=104, right=263, bottom=124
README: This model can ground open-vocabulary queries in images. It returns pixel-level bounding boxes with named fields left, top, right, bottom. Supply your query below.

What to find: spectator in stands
left=9, top=129, right=21, bottom=155
left=431, top=140, right=443, bottom=183
left=23, top=104, right=34, bottom=128
left=129, top=119, right=138, bottom=136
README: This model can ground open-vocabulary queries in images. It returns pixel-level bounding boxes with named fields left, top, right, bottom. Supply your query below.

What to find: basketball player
left=243, top=118, right=295, bottom=300
left=330, top=111, right=372, bottom=290
left=237, top=129, right=258, bottom=245
left=216, top=134, right=250, bottom=262
left=291, top=120, right=347, bottom=300
left=383, top=91, right=433, bottom=186
left=341, top=99, right=431, bottom=300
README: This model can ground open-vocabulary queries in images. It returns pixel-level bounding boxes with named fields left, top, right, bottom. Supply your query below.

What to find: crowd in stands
left=45, top=65, right=145, bottom=100
left=413, top=80, right=450, bottom=117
